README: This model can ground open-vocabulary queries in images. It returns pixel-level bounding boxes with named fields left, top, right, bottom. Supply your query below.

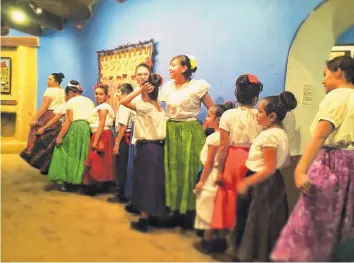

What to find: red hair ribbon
left=246, top=74, right=259, bottom=84
left=225, top=100, right=233, bottom=104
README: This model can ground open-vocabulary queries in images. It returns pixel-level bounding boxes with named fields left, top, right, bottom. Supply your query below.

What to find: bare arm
left=56, top=109, right=73, bottom=142
left=242, top=147, right=277, bottom=187
left=217, top=129, right=230, bottom=174
left=120, top=89, right=142, bottom=111
left=33, top=96, right=52, bottom=122
left=201, top=92, right=214, bottom=109
left=295, top=120, right=333, bottom=173
left=36, top=113, right=64, bottom=134
left=92, top=110, right=108, bottom=149
left=113, top=124, right=127, bottom=154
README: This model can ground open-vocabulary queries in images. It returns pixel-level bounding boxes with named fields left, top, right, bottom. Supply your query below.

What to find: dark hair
left=234, top=74, right=263, bottom=106
left=95, top=84, right=109, bottom=95
left=145, top=74, right=162, bottom=100
left=135, top=63, right=152, bottom=74
left=51, top=72, right=65, bottom=84
left=214, top=102, right=234, bottom=118
left=170, top=55, right=197, bottom=80
left=326, top=55, right=354, bottom=84
left=119, top=83, right=134, bottom=94
left=65, top=80, right=82, bottom=95
left=263, top=91, right=297, bottom=123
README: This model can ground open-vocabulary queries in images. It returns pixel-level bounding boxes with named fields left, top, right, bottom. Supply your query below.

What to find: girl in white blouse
left=156, top=55, right=214, bottom=229
left=82, top=84, right=115, bottom=195
left=20, top=72, right=65, bottom=170
left=272, top=56, right=354, bottom=262
left=47, top=81, right=95, bottom=192
left=193, top=103, right=232, bottom=254
left=120, top=74, right=168, bottom=233
left=233, top=91, right=297, bottom=262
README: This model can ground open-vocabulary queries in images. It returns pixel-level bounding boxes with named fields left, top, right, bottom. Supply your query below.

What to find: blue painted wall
left=10, top=0, right=325, bottom=112
left=336, top=25, right=354, bottom=44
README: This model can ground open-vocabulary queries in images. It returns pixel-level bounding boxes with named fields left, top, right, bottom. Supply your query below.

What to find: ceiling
left=1, top=0, right=97, bottom=36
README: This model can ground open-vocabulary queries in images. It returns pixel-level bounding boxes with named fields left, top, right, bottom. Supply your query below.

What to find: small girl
left=120, top=74, right=167, bottom=233
left=83, top=84, right=115, bottom=195
left=233, top=91, right=297, bottom=262
left=193, top=103, right=232, bottom=253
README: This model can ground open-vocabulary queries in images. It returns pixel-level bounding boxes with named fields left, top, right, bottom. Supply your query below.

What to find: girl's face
left=47, top=75, right=58, bottom=87
left=135, top=66, right=150, bottom=86
left=205, top=107, right=218, bottom=128
left=256, top=99, right=275, bottom=127
left=322, top=66, right=340, bottom=94
left=169, top=58, right=187, bottom=80
left=94, top=87, right=108, bottom=104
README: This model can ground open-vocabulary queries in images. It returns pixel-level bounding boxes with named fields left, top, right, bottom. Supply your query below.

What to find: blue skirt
left=124, top=124, right=135, bottom=199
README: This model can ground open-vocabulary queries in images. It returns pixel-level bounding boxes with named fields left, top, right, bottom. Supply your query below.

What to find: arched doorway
left=282, top=0, right=354, bottom=210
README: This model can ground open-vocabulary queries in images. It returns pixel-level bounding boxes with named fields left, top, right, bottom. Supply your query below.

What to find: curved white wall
left=285, top=0, right=354, bottom=156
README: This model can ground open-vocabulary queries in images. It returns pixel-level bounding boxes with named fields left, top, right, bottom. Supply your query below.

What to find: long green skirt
left=48, top=120, right=91, bottom=185
left=164, top=120, right=206, bottom=213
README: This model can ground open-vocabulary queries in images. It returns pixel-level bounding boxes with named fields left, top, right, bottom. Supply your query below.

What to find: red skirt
left=211, top=146, right=249, bottom=229
left=83, top=130, right=115, bottom=185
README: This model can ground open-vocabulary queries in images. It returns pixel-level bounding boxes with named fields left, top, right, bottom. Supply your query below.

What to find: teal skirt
left=164, top=120, right=206, bottom=213
left=48, top=120, right=91, bottom=185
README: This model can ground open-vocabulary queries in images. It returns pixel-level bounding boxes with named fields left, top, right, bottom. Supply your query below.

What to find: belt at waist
left=136, top=139, right=164, bottom=145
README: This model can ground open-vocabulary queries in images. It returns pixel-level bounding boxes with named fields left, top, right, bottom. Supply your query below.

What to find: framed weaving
left=97, top=39, right=156, bottom=113
left=1, top=57, right=12, bottom=95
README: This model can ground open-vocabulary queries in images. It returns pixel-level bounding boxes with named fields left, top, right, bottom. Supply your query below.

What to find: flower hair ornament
left=68, top=81, right=83, bottom=91
left=187, top=55, right=197, bottom=70
left=246, top=74, right=259, bottom=84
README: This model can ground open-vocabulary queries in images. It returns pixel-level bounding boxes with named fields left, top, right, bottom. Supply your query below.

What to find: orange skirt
left=211, top=146, right=249, bottom=229
left=83, top=130, right=115, bottom=185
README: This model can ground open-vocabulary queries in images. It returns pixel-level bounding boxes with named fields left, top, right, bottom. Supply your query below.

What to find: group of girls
left=20, top=54, right=354, bottom=262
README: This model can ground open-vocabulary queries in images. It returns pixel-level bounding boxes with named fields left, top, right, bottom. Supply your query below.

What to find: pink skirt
left=211, top=146, right=249, bottom=229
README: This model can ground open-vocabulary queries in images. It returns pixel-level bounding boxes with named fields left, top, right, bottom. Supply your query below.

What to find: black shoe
left=107, top=195, right=129, bottom=203
left=131, top=218, right=149, bottom=233
left=125, top=202, right=140, bottom=214
left=59, top=183, right=78, bottom=193
left=196, top=229, right=204, bottom=238
left=182, top=211, right=196, bottom=230
left=81, top=185, right=98, bottom=196
left=193, top=240, right=213, bottom=255
left=40, top=170, right=48, bottom=175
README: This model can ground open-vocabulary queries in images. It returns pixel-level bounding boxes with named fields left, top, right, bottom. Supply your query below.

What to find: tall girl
left=47, top=81, right=95, bottom=192
left=194, top=103, right=232, bottom=253
left=83, top=84, right=115, bottom=194
left=272, top=56, right=354, bottom=262
left=120, top=74, right=167, bottom=233
left=212, top=74, right=263, bottom=230
left=159, top=55, right=214, bottom=229
left=233, top=91, right=297, bottom=262
left=20, top=72, right=65, bottom=173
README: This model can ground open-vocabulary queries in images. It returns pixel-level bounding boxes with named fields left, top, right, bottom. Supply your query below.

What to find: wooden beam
left=61, top=0, right=91, bottom=19
left=1, top=36, right=39, bottom=48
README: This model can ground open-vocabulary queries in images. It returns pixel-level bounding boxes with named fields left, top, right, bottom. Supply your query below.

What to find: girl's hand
left=92, top=141, right=98, bottom=151
left=236, top=181, right=249, bottom=196
left=113, top=143, right=120, bottom=155
left=30, top=120, right=38, bottom=127
left=295, top=169, right=312, bottom=195
left=194, top=181, right=205, bottom=193
left=56, top=137, right=63, bottom=147
left=214, top=172, right=223, bottom=186
left=36, top=128, right=45, bottom=135
left=141, top=82, right=154, bottom=94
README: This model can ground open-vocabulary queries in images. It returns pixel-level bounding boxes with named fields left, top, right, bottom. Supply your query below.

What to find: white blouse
left=246, top=128, right=290, bottom=172
left=115, top=104, right=136, bottom=133
left=200, top=131, right=220, bottom=167
left=66, top=96, right=95, bottom=122
left=310, top=88, right=354, bottom=149
left=158, top=79, right=210, bottom=120
left=134, top=101, right=167, bottom=141
left=53, top=103, right=67, bottom=123
left=89, top=102, right=115, bottom=133
left=43, top=87, right=65, bottom=110
left=219, top=107, right=262, bottom=148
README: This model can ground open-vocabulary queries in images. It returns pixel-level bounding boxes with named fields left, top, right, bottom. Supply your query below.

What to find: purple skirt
left=132, top=141, right=168, bottom=218
left=271, top=149, right=354, bottom=262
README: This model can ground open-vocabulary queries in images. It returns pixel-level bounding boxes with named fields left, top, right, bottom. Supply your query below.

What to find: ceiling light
left=34, top=7, right=42, bottom=14
left=11, top=10, right=27, bottom=23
